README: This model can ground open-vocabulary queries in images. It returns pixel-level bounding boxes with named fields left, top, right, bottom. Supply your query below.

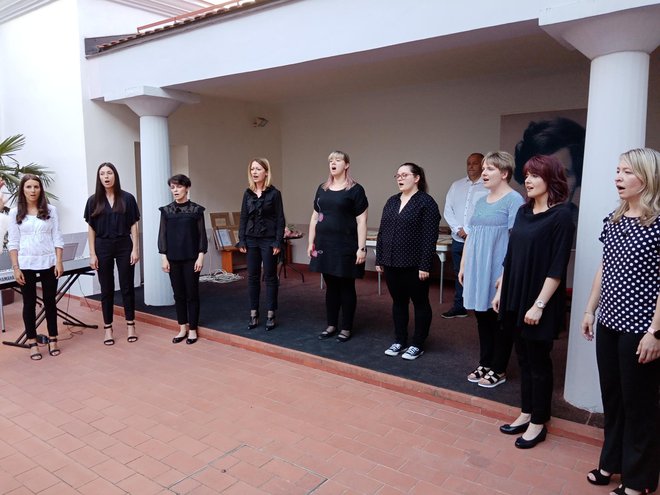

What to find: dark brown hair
left=16, top=174, right=50, bottom=224
left=522, top=155, right=569, bottom=208
left=91, top=162, right=125, bottom=217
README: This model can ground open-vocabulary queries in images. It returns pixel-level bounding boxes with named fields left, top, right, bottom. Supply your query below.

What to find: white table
left=366, top=234, right=452, bottom=303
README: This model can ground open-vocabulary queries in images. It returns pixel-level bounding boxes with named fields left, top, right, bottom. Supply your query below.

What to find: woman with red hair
left=492, top=155, right=575, bottom=448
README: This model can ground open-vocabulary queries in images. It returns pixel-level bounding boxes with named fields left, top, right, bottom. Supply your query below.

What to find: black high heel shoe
left=587, top=468, right=612, bottom=486
left=248, top=312, right=259, bottom=329
left=103, top=324, right=115, bottom=346
left=499, top=422, right=530, bottom=435
left=265, top=313, right=276, bottom=331
left=48, top=337, right=61, bottom=357
left=514, top=425, right=547, bottom=449
left=29, top=342, right=42, bottom=361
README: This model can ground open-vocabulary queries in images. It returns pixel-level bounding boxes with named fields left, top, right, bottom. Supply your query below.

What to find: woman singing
left=376, top=163, right=440, bottom=360
left=237, top=158, right=285, bottom=330
left=159, top=174, right=207, bottom=345
left=459, top=151, right=523, bottom=387
left=84, top=163, right=141, bottom=345
left=582, top=148, right=660, bottom=495
left=308, top=151, right=368, bottom=343
left=493, top=155, right=575, bottom=448
left=8, top=175, right=64, bottom=360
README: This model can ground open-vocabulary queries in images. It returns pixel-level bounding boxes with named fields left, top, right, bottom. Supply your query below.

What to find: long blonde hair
left=321, top=150, right=356, bottom=191
left=612, top=148, right=660, bottom=227
left=247, top=158, right=272, bottom=192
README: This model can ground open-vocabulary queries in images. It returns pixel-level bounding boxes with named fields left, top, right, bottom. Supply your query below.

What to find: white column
left=565, top=51, right=649, bottom=411
left=541, top=3, right=660, bottom=412
left=104, top=87, right=199, bottom=306
left=139, top=115, right=174, bottom=306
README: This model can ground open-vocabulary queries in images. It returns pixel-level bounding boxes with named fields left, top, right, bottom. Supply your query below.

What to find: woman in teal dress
left=459, top=151, right=523, bottom=388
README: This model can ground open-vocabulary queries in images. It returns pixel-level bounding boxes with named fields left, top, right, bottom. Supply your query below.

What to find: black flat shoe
left=172, top=335, right=186, bottom=344
left=186, top=333, right=198, bottom=345
left=265, top=316, right=276, bottom=331
left=336, top=330, right=351, bottom=343
left=247, top=313, right=259, bottom=329
left=318, top=326, right=337, bottom=340
left=515, top=426, right=547, bottom=449
left=499, top=422, right=530, bottom=435
left=587, top=468, right=613, bottom=486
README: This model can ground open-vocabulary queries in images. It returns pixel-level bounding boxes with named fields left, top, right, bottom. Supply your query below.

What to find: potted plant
left=0, top=134, right=56, bottom=305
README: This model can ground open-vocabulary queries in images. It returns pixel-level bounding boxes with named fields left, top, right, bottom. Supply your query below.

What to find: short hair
left=522, top=155, right=569, bottom=208
left=247, top=158, right=273, bottom=191
left=514, top=118, right=585, bottom=186
left=612, top=148, right=660, bottom=227
left=167, top=174, right=191, bottom=188
left=483, top=151, right=514, bottom=183
left=399, top=162, right=428, bottom=193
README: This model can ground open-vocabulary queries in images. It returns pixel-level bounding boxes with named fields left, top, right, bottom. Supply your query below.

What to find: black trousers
left=596, top=323, right=660, bottom=492
left=246, top=236, right=279, bottom=312
left=168, top=259, right=201, bottom=330
left=22, top=268, right=58, bottom=340
left=95, top=236, right=135, bottom=324
left=504, top=312, right=554, bottom=424
left=475, top=309, right=513, bottom=374
left=323, top=274, right=356, bottom=331
left=384, top=266, right=432, bottom=349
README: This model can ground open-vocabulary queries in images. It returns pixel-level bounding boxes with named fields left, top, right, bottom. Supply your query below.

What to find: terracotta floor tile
left=0, top=301, right=604, bottom=495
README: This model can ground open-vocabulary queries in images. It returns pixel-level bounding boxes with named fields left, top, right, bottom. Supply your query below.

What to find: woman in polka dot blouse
left=376, top=163, right=440, bottom=361
left=581, top=148, right=660, bottom=495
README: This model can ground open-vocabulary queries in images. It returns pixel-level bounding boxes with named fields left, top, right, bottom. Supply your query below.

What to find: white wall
left=168, top=97, right=282, bottom=213
left=279, top=68, right=591, bottom=261
left=0, top=0, right=88, bottom=233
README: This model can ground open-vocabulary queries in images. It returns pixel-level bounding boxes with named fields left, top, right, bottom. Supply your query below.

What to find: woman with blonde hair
left=238, top=158, right=285, bottom=330
left=459, top=151, right=523, bottom=386
left=308, top=151, right=368, bottom=343
left=582, top=148, right=660, bottom=495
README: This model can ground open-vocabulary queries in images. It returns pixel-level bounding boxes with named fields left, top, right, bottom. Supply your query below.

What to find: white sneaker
left=384, top=343, right=403, bottom=356
left=401, top=346, right=424, bottom=360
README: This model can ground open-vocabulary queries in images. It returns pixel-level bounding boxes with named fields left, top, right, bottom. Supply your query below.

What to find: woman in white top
left=8, top=174, right=64, bottom=360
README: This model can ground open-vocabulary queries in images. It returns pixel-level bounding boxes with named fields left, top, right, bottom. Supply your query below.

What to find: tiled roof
left=91, top=0, right=282, bottom=54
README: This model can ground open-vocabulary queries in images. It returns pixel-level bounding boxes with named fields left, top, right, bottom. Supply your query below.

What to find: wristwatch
left=648, top=328, right=660, bottom=340
left=359, top=247, right=367, bottom=252
left=535, top=300, right=546, bottom=309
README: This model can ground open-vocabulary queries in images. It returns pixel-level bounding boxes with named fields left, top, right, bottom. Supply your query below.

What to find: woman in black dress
left=376, top=163, right=440, bottom=360
left=84, top=163, right=141, bottom=345
left=308, top=151, right=368, bottom=343
left=581, top=148, right=660, bottom=495
left=158, top=174, right=208, bottom=345
left=493, top=155, right=575, bottom=448
left=238, top=158, right=285, bottom=330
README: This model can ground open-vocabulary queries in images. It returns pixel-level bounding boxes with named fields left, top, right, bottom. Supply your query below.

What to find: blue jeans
left=451, top=240, right=465, bottom=310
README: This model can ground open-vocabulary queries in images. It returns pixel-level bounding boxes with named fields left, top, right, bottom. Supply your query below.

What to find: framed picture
left=215, top=229, right=235, bottom=249
left=209, top=212, right=232, bottom=230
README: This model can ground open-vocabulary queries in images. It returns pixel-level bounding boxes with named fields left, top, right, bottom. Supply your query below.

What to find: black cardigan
left=237, top=186, right=285, bottom=249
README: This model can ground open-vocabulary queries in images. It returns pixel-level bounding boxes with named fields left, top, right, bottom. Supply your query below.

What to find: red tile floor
left=0, top=295, right=609, bottom=494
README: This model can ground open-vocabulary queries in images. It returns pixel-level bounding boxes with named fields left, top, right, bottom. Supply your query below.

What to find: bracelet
left=12, top=265, right=19, bottom=269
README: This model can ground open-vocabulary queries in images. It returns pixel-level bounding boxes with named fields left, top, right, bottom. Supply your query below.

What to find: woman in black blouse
left=376, top=163, right=440, bottom=360
left=238, top=158, right=285, bottom=330
left=493, top=155, right=575, bottom=449
left=581, top=148, right=660, bottom=495
left=159, top=174, right=208, bottom=345
left=308, top=151, right=368, bottom=343
left=84, top=163, right=141, bottom=345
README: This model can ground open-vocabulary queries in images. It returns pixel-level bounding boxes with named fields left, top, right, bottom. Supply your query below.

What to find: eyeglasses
left=394, top=173, right=414, bottom=180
